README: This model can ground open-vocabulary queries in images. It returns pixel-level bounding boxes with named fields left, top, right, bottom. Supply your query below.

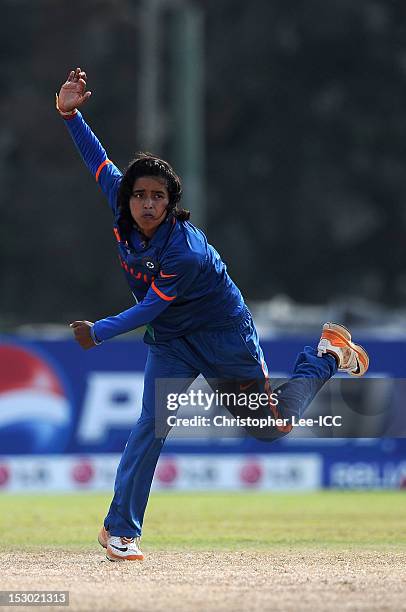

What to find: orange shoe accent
left=352, top=343, right=369, bottom=372
left=321, top=330, right=350, bottom=347
left=106, top=546, right=144, bottom=561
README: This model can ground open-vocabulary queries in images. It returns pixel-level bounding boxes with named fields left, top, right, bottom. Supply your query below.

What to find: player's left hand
left=69, top=320, right=97, bottom=350
left=58, top=67, right=92, bottom=113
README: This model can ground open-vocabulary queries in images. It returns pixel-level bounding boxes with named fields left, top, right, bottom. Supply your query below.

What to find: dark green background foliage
left=1, top=0, right=406, bottom=324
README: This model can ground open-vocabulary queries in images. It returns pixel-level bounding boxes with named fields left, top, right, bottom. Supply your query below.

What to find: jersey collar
left=130, top=212, right=176, bottom=252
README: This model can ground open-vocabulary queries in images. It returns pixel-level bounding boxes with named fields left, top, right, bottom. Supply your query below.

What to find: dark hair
left=117, top=152, right=190, bottom=238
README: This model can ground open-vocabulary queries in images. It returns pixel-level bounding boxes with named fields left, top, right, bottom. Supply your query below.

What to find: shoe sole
left=106, top=546, right=144, bottom=562
left=346, top=342, right=369, bottom=377
left=321, top=322, right=369, bottom=376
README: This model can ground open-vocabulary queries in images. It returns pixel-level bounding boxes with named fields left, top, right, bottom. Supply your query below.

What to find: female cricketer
left=58, top=68, right=369, bottom=561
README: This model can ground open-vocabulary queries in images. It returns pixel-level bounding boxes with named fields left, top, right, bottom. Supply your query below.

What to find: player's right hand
left=58, top=67, right=92, bottom=113
left=69, top=320, right=97, bottom=350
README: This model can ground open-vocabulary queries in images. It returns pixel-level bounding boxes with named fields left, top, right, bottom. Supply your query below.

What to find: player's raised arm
left=57, top=67, right=122, bottom=213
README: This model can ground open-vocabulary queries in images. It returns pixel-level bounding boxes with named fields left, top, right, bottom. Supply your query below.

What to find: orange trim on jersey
left=113, top=227, right=121, bottom=242
left=95, top=159, right=112, bottom=182
left=151, top=281, right=176, bottom=302
left=160, top=271, right=178, bottom=278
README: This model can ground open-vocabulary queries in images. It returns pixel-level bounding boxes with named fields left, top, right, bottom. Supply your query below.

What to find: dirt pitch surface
left=1, top=549, right=405, bottom=612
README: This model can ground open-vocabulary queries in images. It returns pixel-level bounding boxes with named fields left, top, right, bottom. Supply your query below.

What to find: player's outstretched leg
left=266, top=321, right=370, bottom=433
left=317, top=322, right=369, bottom=376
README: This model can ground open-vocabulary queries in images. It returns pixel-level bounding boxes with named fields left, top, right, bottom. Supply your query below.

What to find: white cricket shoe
left=317, top=322, right=369, bottom=377
left=98, top=526, right=144, bottom=561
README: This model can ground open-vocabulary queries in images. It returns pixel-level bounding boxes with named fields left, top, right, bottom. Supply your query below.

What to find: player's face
left=129, top=176, right=170, bottom=238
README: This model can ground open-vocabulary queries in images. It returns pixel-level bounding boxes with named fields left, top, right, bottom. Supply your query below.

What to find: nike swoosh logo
left=160, top=271, right=177, bottom=278
left=110, top=544, right=128, bottom=552
left=239, top=381, right=256, bottom=391
left=269, top=404, right=292, bottom=433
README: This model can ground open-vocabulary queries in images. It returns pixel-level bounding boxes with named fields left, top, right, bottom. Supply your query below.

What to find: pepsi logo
left=0, top=465, right=10, bottom=487
left=0, top=344, right=72, bottom=453
left=156, top=459, right=178, bottom=484
left=71, top=460, right=94, bottom=484
left=239, top=461, right=263, bottom=485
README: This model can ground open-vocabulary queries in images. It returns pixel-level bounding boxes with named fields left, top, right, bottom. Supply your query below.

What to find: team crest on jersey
left=142, top=257, right=158, bottom=271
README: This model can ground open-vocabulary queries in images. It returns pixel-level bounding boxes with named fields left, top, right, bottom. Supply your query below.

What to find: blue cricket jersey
left=63, top=111, right=247, bottom=343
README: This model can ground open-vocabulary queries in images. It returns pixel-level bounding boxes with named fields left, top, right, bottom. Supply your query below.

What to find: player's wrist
left=90, top=324, right=103, bottom=345
left=55, top=93, right=78, bottom=118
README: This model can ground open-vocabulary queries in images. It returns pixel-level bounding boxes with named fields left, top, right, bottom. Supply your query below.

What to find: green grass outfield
left=1, top=491, right=405, bottom=551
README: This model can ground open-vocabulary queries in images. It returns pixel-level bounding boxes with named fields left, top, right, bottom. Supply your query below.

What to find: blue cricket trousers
left=104, top=311, right=337, bottom=537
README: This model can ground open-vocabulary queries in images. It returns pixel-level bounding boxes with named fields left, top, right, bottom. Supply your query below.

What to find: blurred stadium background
left=1, top=0, right=406, bottom=494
